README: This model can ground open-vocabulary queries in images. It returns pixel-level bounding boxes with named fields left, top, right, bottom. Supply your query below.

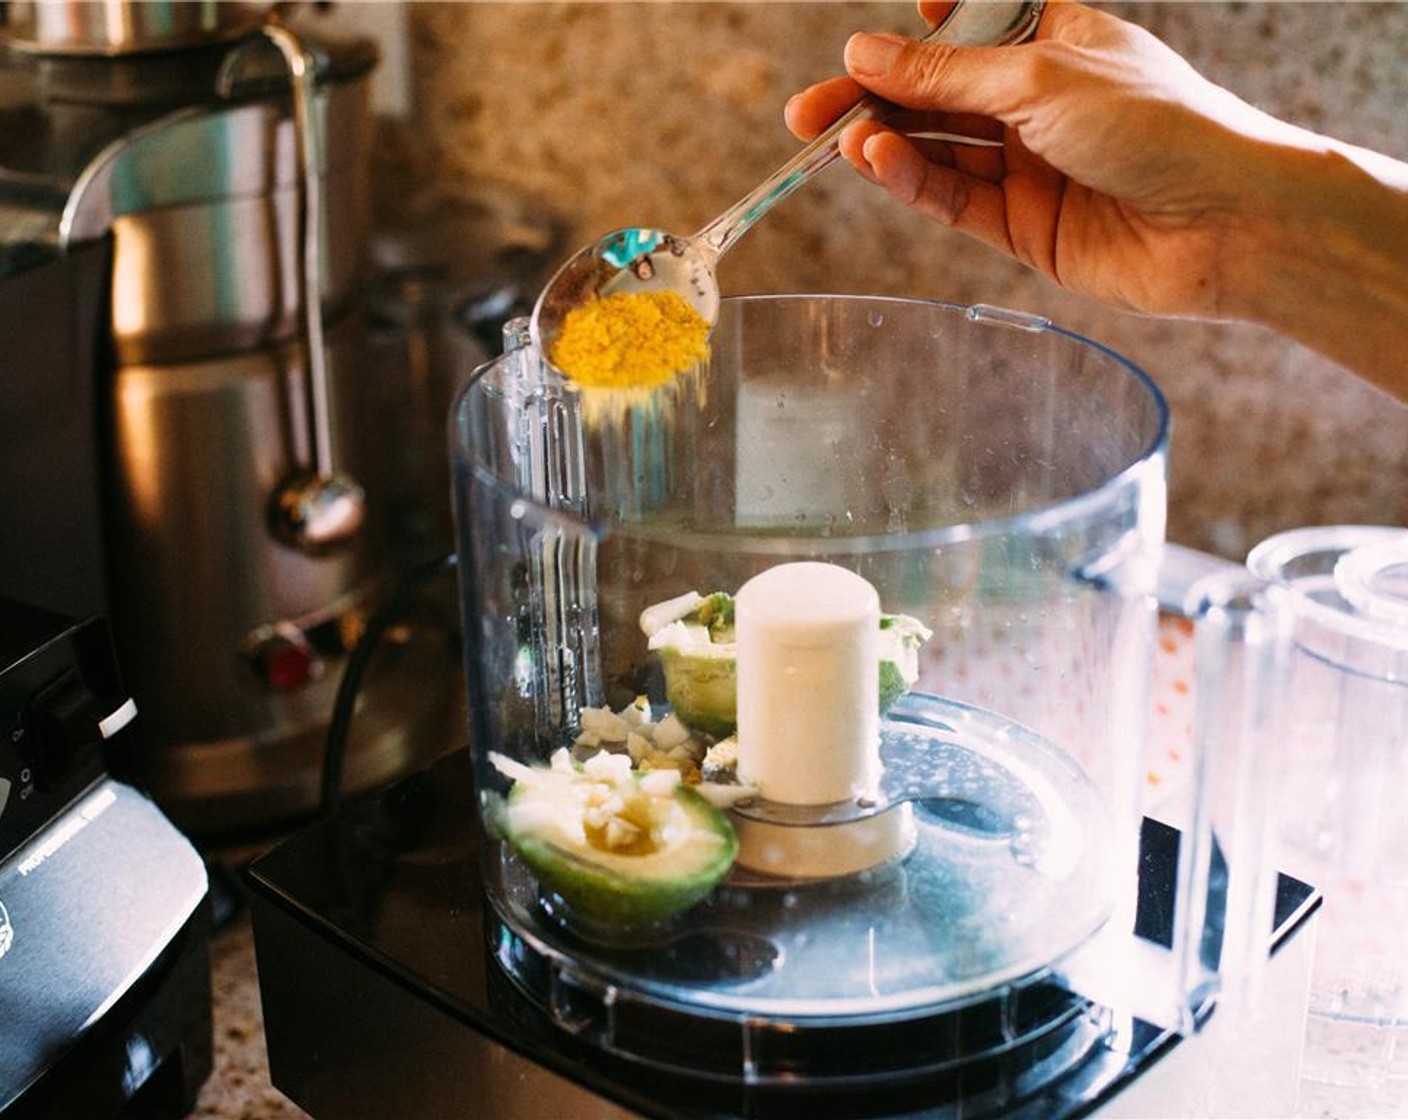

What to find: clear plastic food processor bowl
left=450, top=295, right=1180, bottom=1086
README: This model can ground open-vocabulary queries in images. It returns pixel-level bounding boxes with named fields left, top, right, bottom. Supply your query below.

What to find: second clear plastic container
left=1246, top=526, right=1408, bottom=1088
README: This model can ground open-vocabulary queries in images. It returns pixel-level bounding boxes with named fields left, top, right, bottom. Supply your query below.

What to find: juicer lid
left=6, top=1, right=264, bottom=57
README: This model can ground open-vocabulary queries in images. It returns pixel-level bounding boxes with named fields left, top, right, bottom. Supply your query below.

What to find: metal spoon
left=531, top=0, right=1044, bottom=359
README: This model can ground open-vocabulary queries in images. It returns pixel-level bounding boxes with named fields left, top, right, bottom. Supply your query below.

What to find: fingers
left=843, top=116, right=1005, bottom=181
left=797, top=1, right=1091, bottom=142
left=787, top=6, right=1047, bottom=143
left=897, top=110, right=1005, bottom=148
left=862, top=131, right=1010, bottom=251
left=787, top=78, right=1006, bottom=147
left=846, top=126, right=1015, bottom=256
left=784, top=76, right=865, bottom=140
left=843, top=31, right=1031, bottom=122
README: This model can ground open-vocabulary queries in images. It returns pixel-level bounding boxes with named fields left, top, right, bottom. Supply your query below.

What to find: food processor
left=246, top=294, right=1320, bottom=1118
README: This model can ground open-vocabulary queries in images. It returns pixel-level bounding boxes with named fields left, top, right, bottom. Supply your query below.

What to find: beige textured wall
left=395, top=1, right=1408, bottom=558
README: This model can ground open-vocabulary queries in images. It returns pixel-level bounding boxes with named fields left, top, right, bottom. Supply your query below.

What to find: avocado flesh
left=651, top=603, right=931, bottom=737
left=657, top=649, right=737, bottom=736
left=661, top=652, right=911, bottom=737
left=502, top=767, right=737, bottom=927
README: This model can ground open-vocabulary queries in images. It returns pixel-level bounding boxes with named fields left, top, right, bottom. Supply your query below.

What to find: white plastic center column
left=732, top=562, right=915, bottom=878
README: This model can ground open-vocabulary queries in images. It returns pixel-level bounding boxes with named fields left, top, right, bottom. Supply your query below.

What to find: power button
left=31, top=670, right=138, bottom=789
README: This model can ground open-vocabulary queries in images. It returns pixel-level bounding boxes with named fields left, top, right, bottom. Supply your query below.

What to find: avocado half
left=644, top=589, right=933, bottom=738
left=656, top=648, right=737, bottom=736
left=495, top=752, right=738, bottom=928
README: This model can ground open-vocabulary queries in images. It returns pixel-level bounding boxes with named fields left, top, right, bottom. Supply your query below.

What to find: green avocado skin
left=507, top=784, right=739, bottom=927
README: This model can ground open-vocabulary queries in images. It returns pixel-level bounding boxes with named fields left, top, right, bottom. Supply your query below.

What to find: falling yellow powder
left=549, top=290, right=711, bottom=391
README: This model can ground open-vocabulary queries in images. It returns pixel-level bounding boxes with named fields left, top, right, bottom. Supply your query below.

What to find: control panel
left=0, top=598, right=136, bottom=863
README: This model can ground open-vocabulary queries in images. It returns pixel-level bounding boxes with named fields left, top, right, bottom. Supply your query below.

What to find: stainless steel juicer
left=0, top=1, right=460, bottom=831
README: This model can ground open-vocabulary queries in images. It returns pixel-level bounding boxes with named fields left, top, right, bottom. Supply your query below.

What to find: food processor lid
left=1334, top=537, right=1408, bottom=627
left=1246, top=525, right=1408, bottom=653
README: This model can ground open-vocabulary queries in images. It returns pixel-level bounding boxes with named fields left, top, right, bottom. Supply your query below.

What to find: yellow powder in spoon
left=549, top=290, right=710, bottom=391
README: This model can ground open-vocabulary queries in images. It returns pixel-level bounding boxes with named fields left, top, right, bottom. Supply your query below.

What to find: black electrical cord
left=319, top=550, right=458, bottom=820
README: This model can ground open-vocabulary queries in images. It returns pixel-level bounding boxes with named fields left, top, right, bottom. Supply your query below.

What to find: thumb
left=843, top=32, right=1028, bottom=122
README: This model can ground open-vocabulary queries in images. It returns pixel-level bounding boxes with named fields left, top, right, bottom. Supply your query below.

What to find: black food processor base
left=246, top=750, right=1317, bottom=1120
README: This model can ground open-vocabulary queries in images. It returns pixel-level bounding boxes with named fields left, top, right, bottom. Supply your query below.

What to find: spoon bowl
left=533, top=228, right=720, bottom=356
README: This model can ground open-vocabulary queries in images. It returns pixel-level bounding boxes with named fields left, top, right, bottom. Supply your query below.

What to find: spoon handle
left=694, top=0, right=1045, bottom=259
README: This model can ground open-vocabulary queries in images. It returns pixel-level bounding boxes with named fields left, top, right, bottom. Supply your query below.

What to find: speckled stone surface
left=390, top=0, right=1408, bottom=562
left=193, top=915, right=309, bottom=1120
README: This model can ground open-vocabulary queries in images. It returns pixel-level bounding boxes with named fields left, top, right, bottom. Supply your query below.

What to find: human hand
left=785, top=0, right=1314, bottom=321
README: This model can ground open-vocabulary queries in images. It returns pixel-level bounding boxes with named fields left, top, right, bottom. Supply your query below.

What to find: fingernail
left=846, top=32, right=905, bottom=78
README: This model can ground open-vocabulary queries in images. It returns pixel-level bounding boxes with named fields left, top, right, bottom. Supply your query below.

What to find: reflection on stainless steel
left=109, top=319, right=459, bottom=832
left=105, top=172, right=365, bottom=364
left=66, top=67, right=370, bottom=363
left=109, top=323, right=369, bottom=743
left=269, top=470, right=367, bottom=552
left=134, top=610, right=459, bottom=834
left=7, top=0, right=263, bottom=56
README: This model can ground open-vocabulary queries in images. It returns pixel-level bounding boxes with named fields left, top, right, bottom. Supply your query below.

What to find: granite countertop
left=189, top=617, right=1403, bottom=1120
left=190, top=913, right=1396, bottom=1120
left=193, top=913, right=308, bottom=1120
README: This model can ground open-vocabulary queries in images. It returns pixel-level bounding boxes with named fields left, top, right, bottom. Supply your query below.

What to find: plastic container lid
left=1247, top=525, right=1408, bottom=662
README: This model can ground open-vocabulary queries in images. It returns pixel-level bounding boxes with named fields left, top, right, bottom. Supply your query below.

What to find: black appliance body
left=0, top=239, right=112, bottom=619
left=0, top=597, right=211, bottom=1119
